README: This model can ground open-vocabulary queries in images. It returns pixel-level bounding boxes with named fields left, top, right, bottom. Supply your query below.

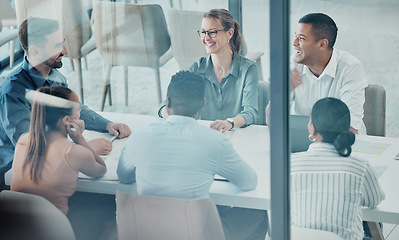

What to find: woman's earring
left=308, top=135, right=316, bottom=142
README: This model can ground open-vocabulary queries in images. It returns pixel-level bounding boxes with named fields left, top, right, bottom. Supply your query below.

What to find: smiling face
left=36, top=29, right=68, bottom=69
left=200, top=17, right=233, bottom=54
left=293, top=23, right=321, bottom=66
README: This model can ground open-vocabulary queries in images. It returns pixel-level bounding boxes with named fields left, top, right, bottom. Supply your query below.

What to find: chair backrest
left=15, top=0, right=92, bottom=58
left=168, top=8, right=206, bottom=70
left=168, top=8, right=250, bottom=70
left=0, top=0, right=17, bottom=26
left=363, top=84, right=386, bottom=136
left=116, top=192, right=226, bottom=240
left=256, top=80, right=270, bottom=125
left=291, top=227, right=342, bottom=240
left=93, top=1, right=171, bottom=68
left=0, top=190, right=76, bottom=240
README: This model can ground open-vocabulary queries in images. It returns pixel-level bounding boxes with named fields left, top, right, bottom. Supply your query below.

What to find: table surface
left=6, top=112, right=399, bottom=224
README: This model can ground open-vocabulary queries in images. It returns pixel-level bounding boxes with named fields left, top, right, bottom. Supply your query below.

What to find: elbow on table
left=239, top=174, right=258, bottom=191
left=117, top=170, right=136, bottom=184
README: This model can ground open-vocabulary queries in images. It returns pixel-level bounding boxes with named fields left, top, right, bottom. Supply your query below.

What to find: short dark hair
left=167, top=71, right=205, bottom=117
left=299, top=13, right=338, bottom=49
left=311, top=97, right=355, bottom=157
left=19, top=17, right=60, bottom=52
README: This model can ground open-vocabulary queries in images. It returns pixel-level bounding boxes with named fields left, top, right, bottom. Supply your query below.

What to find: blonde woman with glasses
left=160, top=9, right=258, bottom=133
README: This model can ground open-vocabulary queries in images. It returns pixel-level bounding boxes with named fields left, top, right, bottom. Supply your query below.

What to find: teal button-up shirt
left=189, top=51, right=258, bottom=126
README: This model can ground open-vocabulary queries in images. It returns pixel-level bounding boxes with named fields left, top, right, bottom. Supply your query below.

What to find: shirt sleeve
left=117, top=143, right=137, bottom=184
left=0, top=89, right=31, bottom=147
left=80, top=104, right=110, bottom=132
left=361, top=162, right=385, bottom=208
left=216, top=138, right=258, bottom=191
left=339, top=62, right=368, bottom=131
left=238, top=63, right=259, bottom=126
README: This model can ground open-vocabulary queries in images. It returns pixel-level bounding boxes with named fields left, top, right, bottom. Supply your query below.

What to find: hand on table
left=106, top=122, right=131, bottom=139
left=210, top=120, right=233, bottom=133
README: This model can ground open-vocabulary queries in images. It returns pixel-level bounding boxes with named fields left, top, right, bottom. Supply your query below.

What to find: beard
left=44, top=54, right=63, bottom=69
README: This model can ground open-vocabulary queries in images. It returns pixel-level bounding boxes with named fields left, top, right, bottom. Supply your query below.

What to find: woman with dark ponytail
left=160, top=9, right=259, bottom=133
left=291, top=97, right=385, bottom=240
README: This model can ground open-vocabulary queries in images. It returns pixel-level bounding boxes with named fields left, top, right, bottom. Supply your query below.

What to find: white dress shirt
left=117, top=115, right=258, bottom=199
left=291, top=142, right=385, bottom=240
left=291, top=49, right=368, bottom=133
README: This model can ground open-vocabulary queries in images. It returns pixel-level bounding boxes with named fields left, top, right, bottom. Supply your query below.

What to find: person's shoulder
left=127, top=121, right=165, bottom=136
left=0, top=65, right=30, bottom=96
left=235, top=52, right=256, bottom=68
left=335, top=49, right=362, bottom=66
left=14, top=132, right=30, bottom=147
left=195, top=124, right=229, bottom=143
left=189, top=56, right=210, bottom=73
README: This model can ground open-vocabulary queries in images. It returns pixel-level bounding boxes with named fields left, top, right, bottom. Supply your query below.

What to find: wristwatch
left=226, top=118, right=234, bottom=130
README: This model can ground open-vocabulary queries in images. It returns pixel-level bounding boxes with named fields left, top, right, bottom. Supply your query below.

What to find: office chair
left=116, top=192, right=226, bottom=240
left=15, top=0, right=96, bottom=104
left=256, top=80, right=270, bottom=125
left=93, top=1, right=172, bottom=110
left=0, top=190, right=76, bottom=240
left=0, top=0, right=18, bottom=69
left=291, top=226, right=342, bottom=240
left=363, top=84, right=386, bottom=137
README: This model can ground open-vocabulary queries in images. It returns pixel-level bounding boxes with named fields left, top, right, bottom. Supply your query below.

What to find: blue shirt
left=0, top=58, right=110, bottom=172
left=117, top=115, right=257, bottom=199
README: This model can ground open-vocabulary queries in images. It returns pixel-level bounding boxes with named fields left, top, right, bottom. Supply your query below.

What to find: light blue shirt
left=117, top=115, right=257, bottom=199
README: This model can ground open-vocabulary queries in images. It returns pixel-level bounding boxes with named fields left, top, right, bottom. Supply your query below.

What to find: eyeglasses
left=197, top=29, right=224, bottom=38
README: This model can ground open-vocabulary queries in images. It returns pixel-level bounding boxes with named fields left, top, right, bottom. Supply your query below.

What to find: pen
left=110, top=135, right=118, bottom=142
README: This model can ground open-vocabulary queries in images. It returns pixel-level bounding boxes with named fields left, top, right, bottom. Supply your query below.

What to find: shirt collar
left=200, top=51, right=240, bottom=81
left=22, top=57, right=58, bottom=88
left=166, top=115, right=198, bottom=125
left=307, top=142, right=338, bottom=153
left=302, top=49, right=337, bottom=79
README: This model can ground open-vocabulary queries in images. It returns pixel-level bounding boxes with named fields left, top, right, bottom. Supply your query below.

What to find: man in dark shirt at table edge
left=0, top=17, right=131, bottom=190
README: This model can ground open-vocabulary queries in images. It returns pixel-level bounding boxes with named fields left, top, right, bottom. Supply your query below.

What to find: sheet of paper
left=352, top=139, right=392, bottom=156
left=78, top=132, right=129, bottom=181
left=352, top=139, right=391, bottom=178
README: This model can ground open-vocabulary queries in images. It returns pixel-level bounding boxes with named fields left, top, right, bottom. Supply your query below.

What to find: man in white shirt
left=267, top=13, right=368, bottom=134
left=291, top=13, right=368, bottom=134
left=118, top=71, right=268, bottom=240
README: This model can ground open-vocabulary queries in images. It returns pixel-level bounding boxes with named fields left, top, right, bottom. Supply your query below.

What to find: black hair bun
left=334, top=131, right=355, bottom=157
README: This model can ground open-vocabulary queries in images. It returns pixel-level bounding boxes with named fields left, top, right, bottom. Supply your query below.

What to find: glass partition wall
left=1, top=0, right=398, bottom=239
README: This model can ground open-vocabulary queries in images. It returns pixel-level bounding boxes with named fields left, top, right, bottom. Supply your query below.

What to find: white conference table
left=77, top=112, right=271, bottom=211
left=5, top=112, right=399, bottom=224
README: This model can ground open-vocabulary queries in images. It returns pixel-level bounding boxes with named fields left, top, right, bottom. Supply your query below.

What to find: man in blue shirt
left=118, top=71, right=268, bottom=240
left=0, top=17, right=131, bottom=190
